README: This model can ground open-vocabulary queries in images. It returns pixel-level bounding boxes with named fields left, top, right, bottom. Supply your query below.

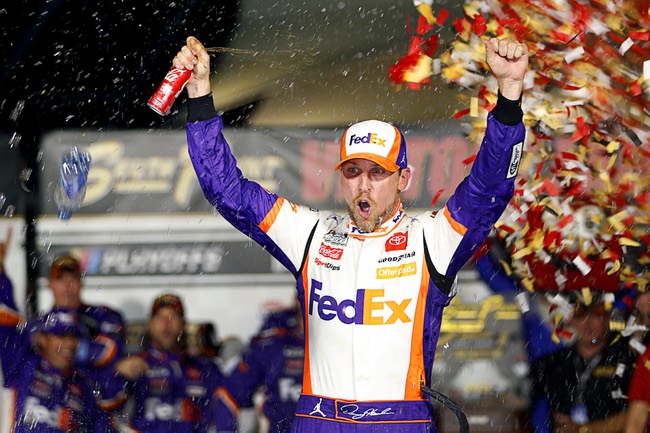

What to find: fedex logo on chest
left=308, top=279, right=412, bottom=325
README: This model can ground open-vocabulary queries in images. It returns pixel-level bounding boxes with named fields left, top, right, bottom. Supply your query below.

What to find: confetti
left=430, top=0, right=650, bottom=305
left=399, top=0, right=650, bottom=340
left=389, top=14, right=442, bottom=89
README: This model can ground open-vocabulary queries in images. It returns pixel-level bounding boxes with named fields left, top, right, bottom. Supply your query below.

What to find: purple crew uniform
left=0, top=306, right=118, bottom=433
left=0, top=272, right=125, bottom=432
left=114, top=346, right=234, bottom=433
left=187, top=93, right=524, bottom=433
left=0, top=270, right=124, bottom=369
left=224, top=325, right=304, bottom=433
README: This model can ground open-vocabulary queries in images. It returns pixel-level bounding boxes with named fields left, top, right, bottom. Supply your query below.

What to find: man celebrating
left=176, top=35, right=527, bottom=432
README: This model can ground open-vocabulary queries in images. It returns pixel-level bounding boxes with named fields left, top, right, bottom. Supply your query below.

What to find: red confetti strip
left=557, top=214, right=574, bottom=229
left=454, top=108, right=471, bottom=119
left=542, top=178, right=559, bottom=197
left=544, top=231, right=561, bottom=249
left=430, top=189, right=445, bottom=206
left=416, top=15, right=434, bottom=35
left=471, top=13, right=487, bottom=36
left=424, top=34, right=440, bottom=57
left=436, top=9, right=450, bottom=25
left=629, top=31, right=650, bottom=41
left=462, top=154, right=477, bottom=165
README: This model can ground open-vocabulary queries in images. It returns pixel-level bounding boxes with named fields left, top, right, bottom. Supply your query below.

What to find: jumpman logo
left=310, top=398, right=326, bottom=417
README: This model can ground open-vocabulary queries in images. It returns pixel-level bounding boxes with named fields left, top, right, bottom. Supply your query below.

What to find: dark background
left=0, top=2, right=240, bottom=308
left=0, top=1, right=240, bottom=131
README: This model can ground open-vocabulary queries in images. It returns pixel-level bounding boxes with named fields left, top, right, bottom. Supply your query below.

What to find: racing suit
left=223, top=326, right=305, bottom=433
left=187, top=92, right=525, bottom=432
left=111, top=346, right=234, bottom=433
left=0, top=302, right=118, bottom=432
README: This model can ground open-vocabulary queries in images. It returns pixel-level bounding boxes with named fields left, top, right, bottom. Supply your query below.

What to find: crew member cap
left=151, top=293, right=185, bottom=318
left=50, top=255, right=82, bottom=279
left=38, top=307, right=86, bottom=338
left=335, top=119, right=408, bottom=172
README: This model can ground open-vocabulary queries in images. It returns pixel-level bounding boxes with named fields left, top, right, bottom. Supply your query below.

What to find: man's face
left=37, top=333, right=79, bottom=371
left=340, top=159, right=410, bottom=233
left=49, top=272, right=82, bottom=309
left=572, top=303, right=610, bottom=345
left=148, top=306, right=184, bottom=352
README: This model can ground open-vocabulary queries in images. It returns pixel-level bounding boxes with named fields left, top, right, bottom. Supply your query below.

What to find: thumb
left=187, top=36, right=205, bottom=54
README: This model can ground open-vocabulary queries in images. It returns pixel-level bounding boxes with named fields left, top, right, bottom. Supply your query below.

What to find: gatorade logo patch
left=507, top=141, right=523, bottom=179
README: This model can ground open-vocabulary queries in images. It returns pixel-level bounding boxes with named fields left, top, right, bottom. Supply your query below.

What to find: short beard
left=347, top=196, right=400, bottom=233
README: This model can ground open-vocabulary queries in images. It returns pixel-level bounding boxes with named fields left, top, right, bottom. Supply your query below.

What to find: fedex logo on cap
left=349, top=133, right=386, bottom=147
left=308, top=279, right=412, bottom=325
left=337, top=119, right=407, bottom=172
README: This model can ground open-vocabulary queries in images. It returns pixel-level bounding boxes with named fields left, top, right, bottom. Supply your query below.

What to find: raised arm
left=426, top=38, right=529, bottom=281
left=180, top=36, right=323, bottom=276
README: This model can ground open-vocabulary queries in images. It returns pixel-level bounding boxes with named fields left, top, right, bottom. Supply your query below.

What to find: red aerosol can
left=148, top=67, right=192, bottom=116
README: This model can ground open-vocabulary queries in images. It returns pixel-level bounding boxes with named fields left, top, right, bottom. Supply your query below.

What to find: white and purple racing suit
left=187, top=93, right=525, bottom=432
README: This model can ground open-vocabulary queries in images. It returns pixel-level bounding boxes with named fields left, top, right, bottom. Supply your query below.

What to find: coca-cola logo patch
left=385, top=232, right=408, bottom=252
left=318, top=243, right=343, bottom=260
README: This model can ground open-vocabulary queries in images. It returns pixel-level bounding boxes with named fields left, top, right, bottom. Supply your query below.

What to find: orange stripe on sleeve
left=301, top=259, right=313, bottom=395
left=94, top=335, right=118, bottom=368
left=259, top=197, right=285, bottom=233
left=97, top=392, right=128, bottom=411
left=404, top=261, right=430, bottom=399
left=216, top=387, right=240, bottom=417
left=443, top=205, right=467, bottom=236
left=0, top=309, right=21, bottom=327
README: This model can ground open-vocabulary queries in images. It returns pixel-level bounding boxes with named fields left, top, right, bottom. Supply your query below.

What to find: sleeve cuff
left=491, top=91, right=523, bottom=126
left=187, top=93, right=218, bottom=122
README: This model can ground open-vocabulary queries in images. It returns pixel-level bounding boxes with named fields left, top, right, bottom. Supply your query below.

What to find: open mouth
left=358, top=200, right=372, bottom=218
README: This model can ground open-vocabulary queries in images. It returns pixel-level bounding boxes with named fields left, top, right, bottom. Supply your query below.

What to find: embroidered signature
left=339, top=404, right=394, bottom=420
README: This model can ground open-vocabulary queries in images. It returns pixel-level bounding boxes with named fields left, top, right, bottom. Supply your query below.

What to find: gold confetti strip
left=581, top=287, right=593, bottom=305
